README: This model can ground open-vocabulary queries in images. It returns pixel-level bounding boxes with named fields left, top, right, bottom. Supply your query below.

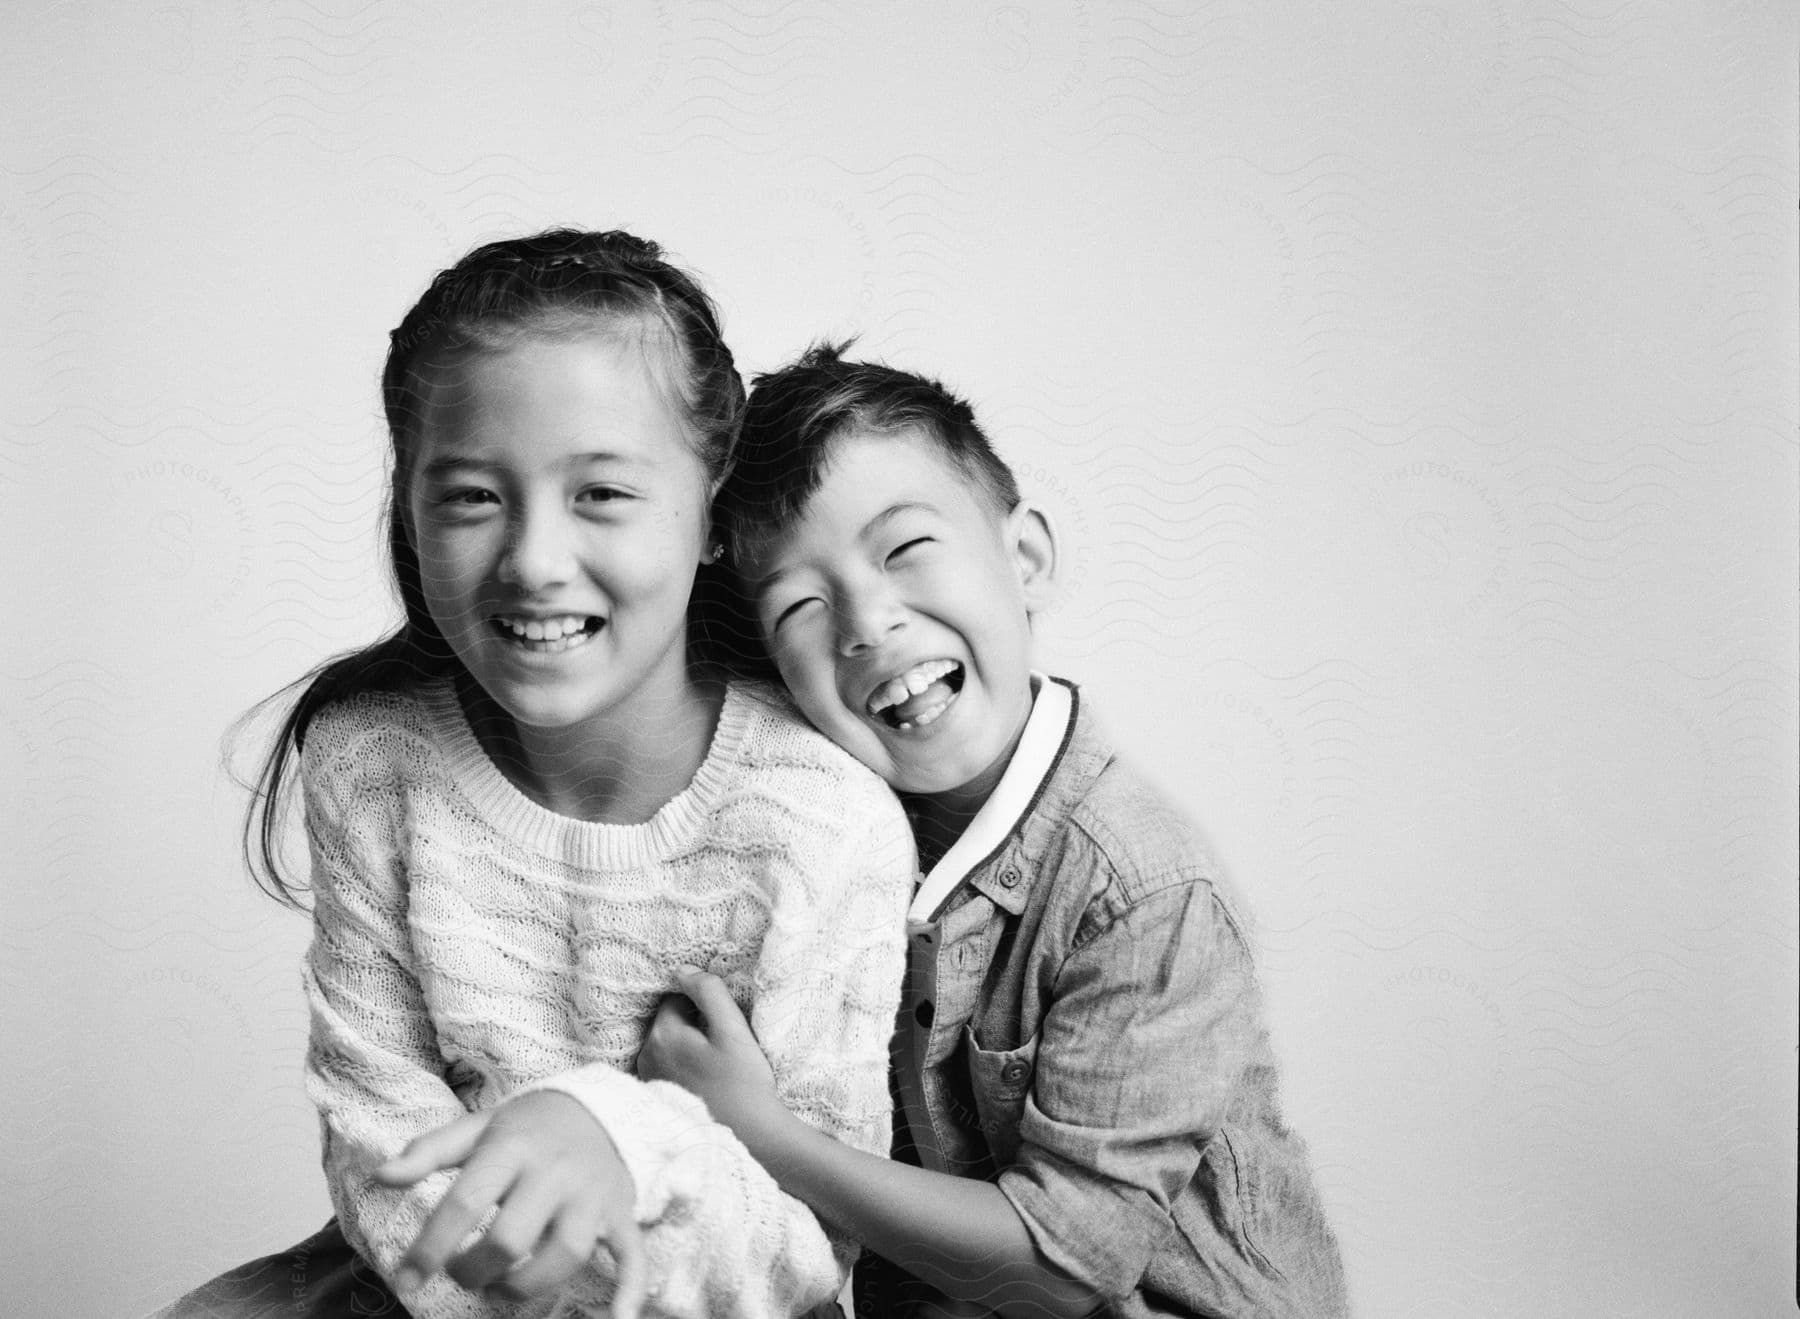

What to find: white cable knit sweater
left=299, top=679, right=914, bottom=1319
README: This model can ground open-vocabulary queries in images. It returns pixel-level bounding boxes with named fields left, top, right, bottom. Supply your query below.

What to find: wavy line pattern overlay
left=2, top=3, right=1794, bottom=1316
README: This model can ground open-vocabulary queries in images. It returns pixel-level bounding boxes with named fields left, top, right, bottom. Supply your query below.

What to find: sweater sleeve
left=298, top=713, right=501, bottom=1319
left=525, top=769, right=915, bottom=1319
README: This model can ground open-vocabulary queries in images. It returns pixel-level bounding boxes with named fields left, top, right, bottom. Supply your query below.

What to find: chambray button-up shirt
left=875, top=678, right=1349, bottom=1319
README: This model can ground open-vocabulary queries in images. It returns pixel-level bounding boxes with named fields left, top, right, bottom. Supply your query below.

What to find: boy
left=640, top=345, right=1350, bottom=1318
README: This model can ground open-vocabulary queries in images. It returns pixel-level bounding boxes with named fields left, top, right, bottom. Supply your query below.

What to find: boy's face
left=748, top=428, right=1055, bottom=809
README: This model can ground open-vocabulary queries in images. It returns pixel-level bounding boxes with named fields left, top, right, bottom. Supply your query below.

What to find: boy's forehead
left=738, top=428, right=990, bottom=581
left=822, top=425, right=987, bottom=511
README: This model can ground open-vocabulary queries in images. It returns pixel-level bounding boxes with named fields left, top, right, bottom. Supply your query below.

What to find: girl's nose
left=835, top=585, right=906, bottom=656
left=498, top=505, right=577, bottom=590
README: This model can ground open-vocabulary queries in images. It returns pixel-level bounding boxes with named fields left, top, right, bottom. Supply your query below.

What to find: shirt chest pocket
left=962, top=1025, right=1040, bottom=1166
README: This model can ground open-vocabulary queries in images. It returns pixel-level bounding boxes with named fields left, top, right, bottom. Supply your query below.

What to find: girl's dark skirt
left=150, top=1219, right=857, bottom=1317
left=148, top=1219, right=402, bottom=1317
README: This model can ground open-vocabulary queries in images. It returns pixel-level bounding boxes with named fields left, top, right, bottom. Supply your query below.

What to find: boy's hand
left=374, top=1089, right=648, bottom=1316
left=639, top=966, right=783, bottom=1139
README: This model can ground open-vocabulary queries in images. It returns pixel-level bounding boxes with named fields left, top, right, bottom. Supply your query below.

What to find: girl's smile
left=490, top=612, right=604, bottom=653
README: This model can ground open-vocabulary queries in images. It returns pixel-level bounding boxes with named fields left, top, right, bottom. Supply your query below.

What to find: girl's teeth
left=499, top=616, right=593, bottom=646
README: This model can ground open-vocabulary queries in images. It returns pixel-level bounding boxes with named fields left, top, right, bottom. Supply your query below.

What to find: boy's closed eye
left=766, top=539, right=933, bottom=618
left=768, top=594, right=822, bottom=632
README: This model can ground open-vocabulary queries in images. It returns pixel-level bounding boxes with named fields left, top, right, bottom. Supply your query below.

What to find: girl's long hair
left=243, top=228, right=762, bottom=906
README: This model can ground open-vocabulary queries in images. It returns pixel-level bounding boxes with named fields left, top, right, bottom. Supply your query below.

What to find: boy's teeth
left=897, top=700, right=952, bottom=731
left=866, top=659, right=959, bottom=715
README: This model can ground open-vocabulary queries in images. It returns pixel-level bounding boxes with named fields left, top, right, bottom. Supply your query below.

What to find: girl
left=153, top=230, right=914, bottom=1319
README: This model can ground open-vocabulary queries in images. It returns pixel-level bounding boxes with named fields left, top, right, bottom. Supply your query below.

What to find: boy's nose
left=835, top=590, right=906, bottom=656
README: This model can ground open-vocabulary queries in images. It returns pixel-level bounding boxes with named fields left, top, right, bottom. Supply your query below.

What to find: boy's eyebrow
left=861, top=501, right=935, bottom=540
left=746, top=564, right=786, bottom=598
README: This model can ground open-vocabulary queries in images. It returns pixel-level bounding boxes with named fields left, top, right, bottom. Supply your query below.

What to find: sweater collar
left=421, top=678, right=755, bottom=870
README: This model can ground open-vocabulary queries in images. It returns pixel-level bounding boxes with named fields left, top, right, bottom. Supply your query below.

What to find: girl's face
left=405, top=331, right=713, bottom=739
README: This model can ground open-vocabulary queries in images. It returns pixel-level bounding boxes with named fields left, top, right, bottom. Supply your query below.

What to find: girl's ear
left=1005, top=499, right=1059, bottom=610
left=698, top=465, right=729, bottom=566
left=696, top=513, right=725, bottom=568
left=393, top=475, right=419, bottom=554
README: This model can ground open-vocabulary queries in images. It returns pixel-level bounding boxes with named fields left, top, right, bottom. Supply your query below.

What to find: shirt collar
left=907, top=673, right=1077, bottom=930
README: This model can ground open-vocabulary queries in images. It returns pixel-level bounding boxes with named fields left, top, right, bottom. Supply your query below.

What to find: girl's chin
left=468, top=665, right=607, bottom=724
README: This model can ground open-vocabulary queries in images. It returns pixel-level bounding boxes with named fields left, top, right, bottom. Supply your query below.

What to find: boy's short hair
left=719, top=341, right=1021, bottom=560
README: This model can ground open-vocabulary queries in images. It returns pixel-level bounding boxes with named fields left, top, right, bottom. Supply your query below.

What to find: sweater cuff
left=516, top=1064, right=714, bottom=1226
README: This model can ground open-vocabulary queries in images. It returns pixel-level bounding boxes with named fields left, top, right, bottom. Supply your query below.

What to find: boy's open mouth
left=490, top=614, right=603, bottom=654
left=866, top=659, right=964, bottom=730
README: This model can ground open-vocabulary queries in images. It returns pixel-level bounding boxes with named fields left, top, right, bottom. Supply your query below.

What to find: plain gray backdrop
left=3, top=4, right=1795, bottom=1316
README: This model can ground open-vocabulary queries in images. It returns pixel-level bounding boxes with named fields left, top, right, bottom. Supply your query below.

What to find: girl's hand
left=374, top=1090, right=649, bottom=1315
left=639, top=966, right=783, bottom=1140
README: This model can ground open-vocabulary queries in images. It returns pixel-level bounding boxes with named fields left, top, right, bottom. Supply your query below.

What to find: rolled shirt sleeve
left=997, top=881, right=1260, bottom=1297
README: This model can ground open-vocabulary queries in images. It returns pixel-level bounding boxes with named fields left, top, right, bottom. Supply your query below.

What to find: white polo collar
left=907, top=673, right=1075, bottom=929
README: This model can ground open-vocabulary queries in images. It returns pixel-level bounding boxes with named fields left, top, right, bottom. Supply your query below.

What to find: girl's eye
left=887, top=537, right=931, bottom=562
left=439, top=488, right=497, bottom=508
left=578, top=486, right=629, bottom=504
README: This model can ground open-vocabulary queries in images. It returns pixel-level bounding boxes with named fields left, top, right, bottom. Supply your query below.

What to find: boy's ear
left=1005, top=499, right=1059, bottom=609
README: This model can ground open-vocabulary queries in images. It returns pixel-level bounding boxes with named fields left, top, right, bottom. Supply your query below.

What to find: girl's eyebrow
left=416, top=454, right=489, bottom=480
left=416, top=451, right=635, bottom=479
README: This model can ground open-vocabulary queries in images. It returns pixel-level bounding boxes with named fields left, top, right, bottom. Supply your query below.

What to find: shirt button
left=999, top=865, right=1021, bottom=889
left=914, top=999, right=935, bottom=1028
left=1000, top=1060, right=1030, bottom=1084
